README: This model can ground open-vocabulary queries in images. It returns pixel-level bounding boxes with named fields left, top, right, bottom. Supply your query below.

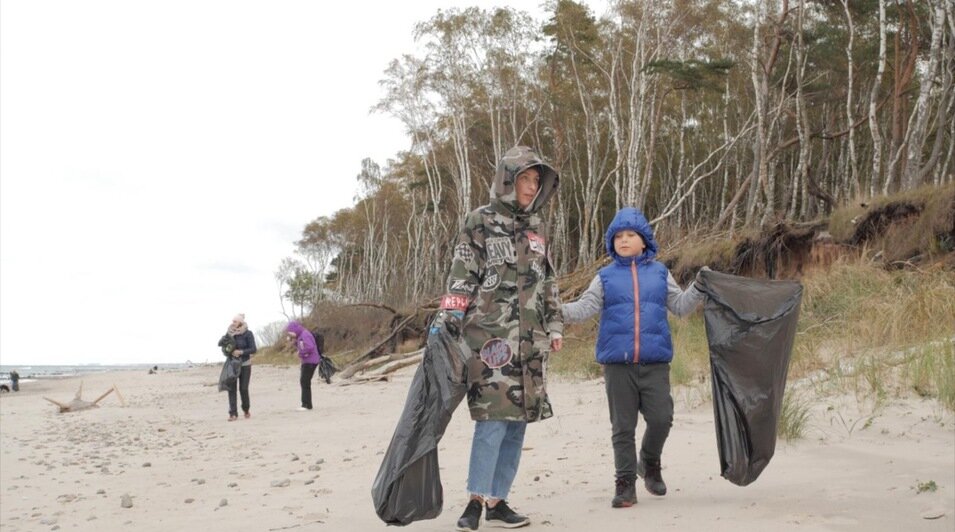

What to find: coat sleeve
left=543, top=247, right=563, bottom=338
left=242, top=330, right=257, bottom=356
left=440, top=211, right=485, bottom=315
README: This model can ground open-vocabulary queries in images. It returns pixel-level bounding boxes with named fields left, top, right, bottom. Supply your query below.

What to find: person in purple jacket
left=286, top=321, right=321, bottom=411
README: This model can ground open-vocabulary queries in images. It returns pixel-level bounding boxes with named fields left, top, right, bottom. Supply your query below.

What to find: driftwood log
left=44, top=382, right=126, bottom=413
left=338, top=311, right=423, bottom=380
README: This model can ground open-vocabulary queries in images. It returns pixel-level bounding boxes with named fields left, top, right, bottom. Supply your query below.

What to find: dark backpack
left=311, top=328, right=337, bottom=383
left=310, top=329, right=325, bottom=355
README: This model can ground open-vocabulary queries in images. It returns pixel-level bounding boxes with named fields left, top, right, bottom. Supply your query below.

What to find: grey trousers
left=604, top=363, right=673, bottom=479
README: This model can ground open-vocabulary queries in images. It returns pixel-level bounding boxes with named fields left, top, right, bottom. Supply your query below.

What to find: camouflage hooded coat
left=440, top=146, right=563, bottom=423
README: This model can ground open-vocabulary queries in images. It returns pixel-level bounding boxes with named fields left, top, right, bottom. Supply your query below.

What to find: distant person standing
left=285, top=321, right=320, bottom=411
left=10, top=370, right=20, bottom=392
left=226, top=314, right=257, bottom=421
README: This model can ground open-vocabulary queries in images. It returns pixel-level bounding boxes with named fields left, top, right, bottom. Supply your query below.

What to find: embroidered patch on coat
left=481, top=270, right=501, bottom=292
left=454, top=243, right=474, bottom=263
left=480, top=338, right=514, bottom=369
left=486, top=237, right=516, bottom=266
left=440, top=294, right=469, bottom=311
left=527, top=232, right=546, bottom=255
left=448, top=279, right=476, bottom=294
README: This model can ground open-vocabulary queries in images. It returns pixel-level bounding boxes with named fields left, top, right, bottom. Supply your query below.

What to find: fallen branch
left=366, top=352, right=424, bottom=376
left=44, top=383, right=125, bottom=413
left=337, top=374, right=391, bottom=386
left=339, top=312, right=422, bottom=379
left=343, top=302, right=398, bottom=314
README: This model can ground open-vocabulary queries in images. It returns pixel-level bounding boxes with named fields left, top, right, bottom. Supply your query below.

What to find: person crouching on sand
left=285, top=321, right=320, bottom=411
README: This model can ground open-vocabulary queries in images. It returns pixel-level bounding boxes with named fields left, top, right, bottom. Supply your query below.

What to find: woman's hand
left=551, top=338, right=563, bottom=352
left=232, top=349, right=242, bottom=357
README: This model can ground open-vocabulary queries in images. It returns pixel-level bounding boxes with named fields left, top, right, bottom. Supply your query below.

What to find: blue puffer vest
left=595, top=208, right=673, bottom=365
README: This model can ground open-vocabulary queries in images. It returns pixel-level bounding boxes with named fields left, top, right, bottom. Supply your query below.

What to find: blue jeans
left=466, top=420, right=527, bottom=500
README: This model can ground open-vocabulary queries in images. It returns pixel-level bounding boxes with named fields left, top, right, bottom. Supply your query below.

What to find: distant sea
left=0, top=363, right=195, bottom=384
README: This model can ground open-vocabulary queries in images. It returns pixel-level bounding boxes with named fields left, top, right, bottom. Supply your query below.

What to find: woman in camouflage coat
left=436, top=146, right=564, bottom=531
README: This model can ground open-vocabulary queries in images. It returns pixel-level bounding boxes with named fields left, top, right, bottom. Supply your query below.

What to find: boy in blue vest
left=562, top=207, right=705, bottom=507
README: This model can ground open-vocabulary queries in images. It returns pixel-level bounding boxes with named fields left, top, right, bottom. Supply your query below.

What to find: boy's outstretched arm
left=543, top=250, right=564, bottom=348
left=561, top=275, right=604, bottom=323
left=666, top=271, right=705, bottom=317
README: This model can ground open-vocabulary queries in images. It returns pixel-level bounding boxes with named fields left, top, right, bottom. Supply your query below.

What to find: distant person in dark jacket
left=10, top=370, right=20, bottom=392
left=225, top=313, right=257, bottom=421
left=286, top=321, right=320, bottom=411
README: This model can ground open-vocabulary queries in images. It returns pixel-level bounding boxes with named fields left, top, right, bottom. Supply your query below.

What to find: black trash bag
left=218, top=358, right=242, bottom=392
left=318, top=356, right=338, bottom=384
left=371, top=328, right=469, bottom=525
left=695, top=270, right=803, bottom=486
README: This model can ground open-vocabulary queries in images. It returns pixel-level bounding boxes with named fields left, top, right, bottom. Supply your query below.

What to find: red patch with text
left=527, top=232, right=546, bottom=255
left=440, top=294, right=470, bottom=311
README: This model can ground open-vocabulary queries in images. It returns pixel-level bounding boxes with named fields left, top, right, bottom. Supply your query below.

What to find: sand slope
left=0, top=365, right=952, bottom=531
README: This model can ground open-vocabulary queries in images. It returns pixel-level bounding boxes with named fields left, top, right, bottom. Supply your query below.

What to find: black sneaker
left=456, top=499, right=483, bottom=531
left=640, top=458, right=667, bottom=496
left=485, top=500, right=530, bottom=528
left=611, top=476, right=637, bottom=508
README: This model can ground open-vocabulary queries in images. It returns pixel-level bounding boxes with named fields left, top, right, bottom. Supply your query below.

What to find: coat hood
left=605, top=207, right=659, bottom=264
left=286, top=321, right=307, bottom=337
left=490, top=146, right=559, bottom=216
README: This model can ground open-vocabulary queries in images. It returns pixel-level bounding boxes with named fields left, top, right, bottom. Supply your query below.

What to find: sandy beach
left=0, top=364, right=952, bottom=531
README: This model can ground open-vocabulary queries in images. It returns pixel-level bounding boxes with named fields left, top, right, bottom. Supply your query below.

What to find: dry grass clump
left=796, top=260, right=955, bottom=361
left=829, top=182, right=954, bottom=264
left=777, top=390, right=812, bottom=440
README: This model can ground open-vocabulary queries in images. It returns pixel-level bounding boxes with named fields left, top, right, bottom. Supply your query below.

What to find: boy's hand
left=551, top=338, right=563, bottom=352
left=429, top=310, right=464, bottom=337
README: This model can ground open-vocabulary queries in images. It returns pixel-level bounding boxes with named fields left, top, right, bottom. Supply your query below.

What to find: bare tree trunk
left=841, top=0, right=860, bottom=198
left=867, top=0, right=888, bottom=197
left=903, top=0, right=946, bottom=190
left=885, top=2, right=920, bottom=192
left=792, top=0, right=810, bottom=218
left=746, top=0, right=768, bottom=226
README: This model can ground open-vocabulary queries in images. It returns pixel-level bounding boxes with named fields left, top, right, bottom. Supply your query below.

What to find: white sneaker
left=297, top=407, right=308, bottom=411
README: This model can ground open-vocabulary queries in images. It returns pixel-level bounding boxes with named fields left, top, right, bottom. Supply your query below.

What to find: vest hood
left=605, top=207, right=659, bottom=264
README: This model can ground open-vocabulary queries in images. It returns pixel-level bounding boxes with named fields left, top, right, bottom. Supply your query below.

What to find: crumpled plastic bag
left=372, top=328, right=469, bottom=525
left=695, top=270, right=803, bottom=486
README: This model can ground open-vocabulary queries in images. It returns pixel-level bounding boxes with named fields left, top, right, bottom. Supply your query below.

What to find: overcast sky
left=0, top=0, right=607, bottom=366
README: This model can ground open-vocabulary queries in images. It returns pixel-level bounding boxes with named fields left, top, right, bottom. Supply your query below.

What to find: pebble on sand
left=271, top=479, right=291, bottom=488
left=120, top=494, right=133, bottom=508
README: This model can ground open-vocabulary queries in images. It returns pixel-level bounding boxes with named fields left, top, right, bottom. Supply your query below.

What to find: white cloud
left=1, top=0, right=604, bottom=365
